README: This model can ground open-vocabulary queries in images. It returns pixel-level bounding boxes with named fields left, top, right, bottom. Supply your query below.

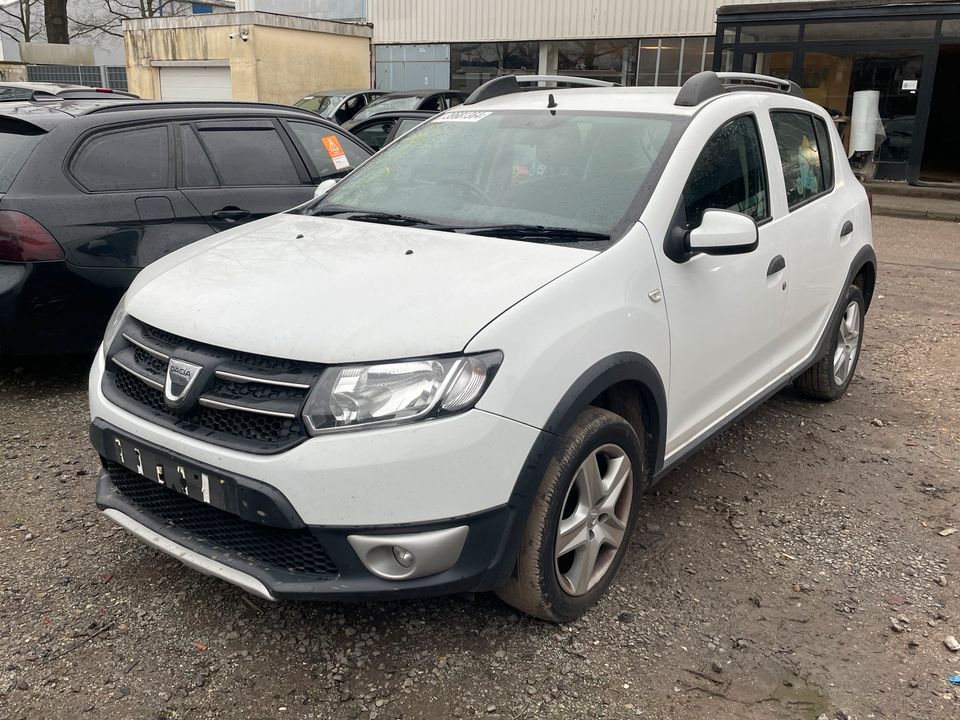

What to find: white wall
left=234, top=0, right=366, bottom=19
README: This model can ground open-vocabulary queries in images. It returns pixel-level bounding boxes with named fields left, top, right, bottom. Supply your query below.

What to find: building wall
left=124, top=12, right=371, bottom=102
left=252, top=25, right=371, bottom=103
left=367, top=0, right=833, bottom=44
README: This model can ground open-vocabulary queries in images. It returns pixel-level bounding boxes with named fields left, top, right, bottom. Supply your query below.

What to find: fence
left=26, top=64, right=129, bottom=92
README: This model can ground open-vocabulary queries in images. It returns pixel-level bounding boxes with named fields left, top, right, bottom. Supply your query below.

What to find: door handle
left=840, top=221, right=854, bottom=237
left=211, top=207, right=251, bottom=222
left=766, top=255, right=786, bottom=276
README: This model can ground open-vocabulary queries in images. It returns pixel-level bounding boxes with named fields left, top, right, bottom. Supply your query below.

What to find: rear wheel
left=495, top=407, right=643, bottom=622
left=794, top=284, right=865, bottom=401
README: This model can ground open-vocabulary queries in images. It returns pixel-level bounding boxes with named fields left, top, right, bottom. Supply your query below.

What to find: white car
left=88, top=72, right=876, bottom=621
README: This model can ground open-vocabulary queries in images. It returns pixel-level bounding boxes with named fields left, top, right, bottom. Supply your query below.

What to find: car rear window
left=0, top=120, right=44, bottom=193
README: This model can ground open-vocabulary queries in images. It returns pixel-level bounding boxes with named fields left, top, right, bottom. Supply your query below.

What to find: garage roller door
left=159, top=66, right=232, bottom=101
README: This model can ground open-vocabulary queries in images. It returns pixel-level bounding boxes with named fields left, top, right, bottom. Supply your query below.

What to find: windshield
left=303, top=110, right=681, bottom=240
left=295, top=94, right=344, bottom=117
left=351, top=95, right=421, bottom=123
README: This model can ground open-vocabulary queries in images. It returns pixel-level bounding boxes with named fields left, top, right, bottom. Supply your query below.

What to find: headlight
left=101, top=296, right=127, bottom=357
left=302, top=351, right=502, bottom=434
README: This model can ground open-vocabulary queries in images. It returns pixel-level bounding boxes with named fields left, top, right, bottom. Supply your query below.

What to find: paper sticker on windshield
left=322, top=135, right=350, bottom=170
left=436, top=111, right=492, bottom=123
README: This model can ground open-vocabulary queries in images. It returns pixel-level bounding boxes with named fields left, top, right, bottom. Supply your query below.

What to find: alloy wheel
left=833, top=300, right=861, bottom=385
left=554, top=444, right=633, bottom=596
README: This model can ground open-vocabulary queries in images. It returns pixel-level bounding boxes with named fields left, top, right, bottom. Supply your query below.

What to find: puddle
left=772, top=672, right=831, bottom=717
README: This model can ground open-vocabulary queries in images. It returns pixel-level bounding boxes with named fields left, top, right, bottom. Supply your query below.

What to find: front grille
left=106, top=462, right=338, bottom=578
left=101, top=319, right=324, bottom=454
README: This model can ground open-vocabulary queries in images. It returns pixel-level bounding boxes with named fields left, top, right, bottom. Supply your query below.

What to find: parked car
left=0, top=98, right=372, bottom=354
left=293, top=89, right=385, bottom=125
left=342, top=89, right=465, bottom=129
left=0, top=81, right=139, bottom=100
left=89, top=72, right=875, bottom=621
left=348, top=110, right=434, bottom=151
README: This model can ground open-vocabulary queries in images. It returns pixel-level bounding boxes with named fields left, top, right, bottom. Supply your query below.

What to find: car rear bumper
left=0, top=260, right=134, bottom=354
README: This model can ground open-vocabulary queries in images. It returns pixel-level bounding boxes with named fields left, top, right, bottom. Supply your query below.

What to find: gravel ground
left=1, top=215, right=958, bottom=720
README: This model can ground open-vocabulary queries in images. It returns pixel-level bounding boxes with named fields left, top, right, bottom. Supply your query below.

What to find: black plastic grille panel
left=102, top=320, right=324, bottom=454
left=106, top=462, right=338, bottom=577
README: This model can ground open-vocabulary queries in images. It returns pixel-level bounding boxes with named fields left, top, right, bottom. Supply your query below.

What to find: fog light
left=392, top=546, right=414, bottom=568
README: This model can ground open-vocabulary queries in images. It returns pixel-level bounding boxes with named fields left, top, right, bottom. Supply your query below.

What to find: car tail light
left=95, top=88, right=114, bottom=93
left=0, top=211, right=64, bottom=262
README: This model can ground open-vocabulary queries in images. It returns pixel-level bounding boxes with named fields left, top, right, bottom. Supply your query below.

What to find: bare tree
left=44, top=0, right=67, bottom=43
left=0, top=0, right=43, bottom=43
left=70, top=0, right=192, bottom=40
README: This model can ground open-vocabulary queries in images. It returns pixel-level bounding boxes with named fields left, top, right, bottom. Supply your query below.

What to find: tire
left=495, top=406, right=644, bottom=622
left=794, top=284, right=865, bottom=401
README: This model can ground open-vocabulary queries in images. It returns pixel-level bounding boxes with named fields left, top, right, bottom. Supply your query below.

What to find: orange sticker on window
left=322, top=135, right=350, bottom=170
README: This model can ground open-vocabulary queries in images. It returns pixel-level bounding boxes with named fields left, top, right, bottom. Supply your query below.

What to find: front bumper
left=92, top=448, right=526, bottom=600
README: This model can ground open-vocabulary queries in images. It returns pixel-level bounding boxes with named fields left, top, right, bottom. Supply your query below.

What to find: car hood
left=125, top=213, right=597, bottom=364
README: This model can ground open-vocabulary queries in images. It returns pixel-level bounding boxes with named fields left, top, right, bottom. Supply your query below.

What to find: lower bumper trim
left=102, top=508, right=276, bottom=601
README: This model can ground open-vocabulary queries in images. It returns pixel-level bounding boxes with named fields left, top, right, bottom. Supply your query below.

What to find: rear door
left=60, top=122, right=212, bottom=268
left=177, top=118, right=314, bottom=233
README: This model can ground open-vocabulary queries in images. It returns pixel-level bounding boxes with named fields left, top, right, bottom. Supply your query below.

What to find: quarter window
left=683, top=115, right=769, bottom=229
left=72, top=125, right=168, bottom=191
left=194, top=121, right=301, bottom=186
left=287, top=122, right=371, bottom=176
left=771, top=111, right=831, bottom=208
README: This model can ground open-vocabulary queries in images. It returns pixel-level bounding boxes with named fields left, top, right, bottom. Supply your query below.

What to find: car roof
left=0, top=98, right=332, bottom=131
left=464, top=86, right=695, bottom=116
left=376, top=90, right=452, bottom=99
left=300, top=89, right=380, bottom=97
left=0, top=81, right=89, bottom=92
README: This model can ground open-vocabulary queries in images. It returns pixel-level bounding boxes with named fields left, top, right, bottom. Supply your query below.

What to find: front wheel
left=794, top=284, right=865, bottom=401
left=495, top=407, right=644, bottom=622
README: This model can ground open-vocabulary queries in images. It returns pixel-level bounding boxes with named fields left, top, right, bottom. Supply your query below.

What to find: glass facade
left=635, top=37, right=715, bottom=86
left=556, top=38, right=638, bottom=85
left=716, top=9, right=960, bottom=184
left=450, top=42, right=539, bottom=93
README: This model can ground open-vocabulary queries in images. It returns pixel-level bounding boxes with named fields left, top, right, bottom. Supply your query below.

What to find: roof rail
left=82, top=100, right=320, bottom=117
left=464, top=74, right=615, bottom=105
left=675, top=70, right=804, bottom=107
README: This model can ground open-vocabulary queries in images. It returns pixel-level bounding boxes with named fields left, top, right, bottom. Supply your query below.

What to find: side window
left=335, top=96, right=364, bottom=124
left=812, top=116, right=834, bottom=190
left=420, top=94, right=443, bottom=112
left=352, top=120, right=395, bottom=152
left=445, top=93, right=463, bottom=108
left=394, top=118, right=425, bottom=139
left=179, top=125, right=217, bottom=187
left=771, top=111, right=827, bottom=208
left=194, top=120, right=301, bottom=186
left=286, top=121, right=371, bottom=176
left=683, top=115, right=769, bottom=229
left=71, top=125, right=169, bottom=192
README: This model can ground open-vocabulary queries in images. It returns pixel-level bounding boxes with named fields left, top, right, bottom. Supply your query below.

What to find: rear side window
left=771, top=111, right=831, bottom=208
left=394, top=118, right=424, bottom=138
left=352, top=120, right=394, bottom=152
left=812, top=116, right=834, bottom=189
left=683, top=115, right=769, bottom=229
left=0, top=120, right=44, bottom=192
left=72, top=125, right=169, bottom=192
left=194, top=120, right=301, bottom=186
left=179, top=125, right=217, bottom=187
left=286, top=121, right=371, bottom=177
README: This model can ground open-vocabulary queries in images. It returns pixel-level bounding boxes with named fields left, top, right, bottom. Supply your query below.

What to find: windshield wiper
left=311, top=206, right=449, bottom=229
left=455, top=224, right=610, bottom=243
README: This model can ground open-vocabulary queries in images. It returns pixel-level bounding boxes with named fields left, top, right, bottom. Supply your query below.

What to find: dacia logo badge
left=164, top=358, right=204, bottom=409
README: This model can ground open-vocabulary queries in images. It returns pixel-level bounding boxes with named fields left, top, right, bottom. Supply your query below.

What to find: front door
left=656, top=114, right=790, bottom=455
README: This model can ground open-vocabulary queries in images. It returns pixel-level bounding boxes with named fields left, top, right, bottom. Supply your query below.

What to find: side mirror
left=687, top=209, right=758, bottom=255
left=314, top=178, right=338, bottom=199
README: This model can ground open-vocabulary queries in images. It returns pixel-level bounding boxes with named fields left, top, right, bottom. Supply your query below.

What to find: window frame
left=175, top=122, right=219, bottom=189
left=768, top=108, right=836, bottom=212
left=187, top=117, right=311, bottom=188
left=680, top=112, right=773, bottom=231
left=67, top=122, right=175, bottom=194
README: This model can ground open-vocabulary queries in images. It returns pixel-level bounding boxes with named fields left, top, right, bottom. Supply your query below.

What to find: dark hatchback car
left=349, top=110, right=433, bottom=151
left=0, top=99, right=372, bottom=354
left=342, top=90, right=465, bottom=130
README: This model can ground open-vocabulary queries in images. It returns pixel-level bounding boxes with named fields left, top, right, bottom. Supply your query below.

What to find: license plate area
left=108, top=433, right=240, bottom=515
